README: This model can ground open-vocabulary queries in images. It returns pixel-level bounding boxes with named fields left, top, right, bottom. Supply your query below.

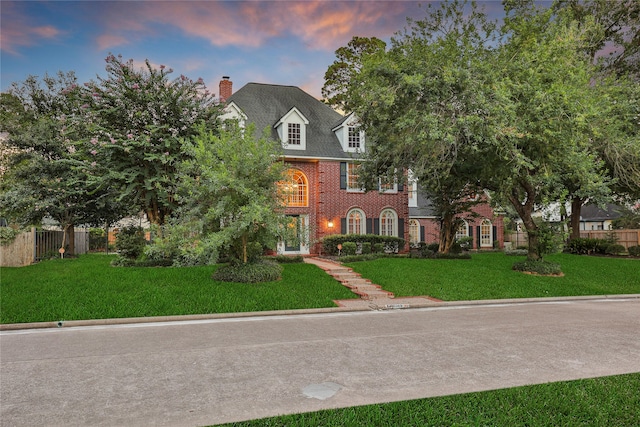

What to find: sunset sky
left=1, top=1, right=510, bottom=99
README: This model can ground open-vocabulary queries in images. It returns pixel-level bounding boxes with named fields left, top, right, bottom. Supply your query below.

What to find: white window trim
left=380, top=209, right=398, bottom=237
left=456, top=220, right=469, bottom=240
left=409, top=219, right=420, bottom=245
left=275, top=107, right=309, bottom=151
left=333, top=113, right=365, bottom=154
left=347, top=162, right=365, bottom=193
left=408, top=171, right=418, bottom=207
left=347, top=208, right=366, bottom=235
left=378, top=177, right=398, bottom=194
left=480, top=219, right=493, bottom=247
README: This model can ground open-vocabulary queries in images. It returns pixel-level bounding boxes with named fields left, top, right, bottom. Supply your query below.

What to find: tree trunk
left=570, top=196, right=585, bottom=241
left=438, top=214, right=456, bottom=254
left=242, top=234, right=248, bottom=264
left=508, top=181, right=541, bottom=261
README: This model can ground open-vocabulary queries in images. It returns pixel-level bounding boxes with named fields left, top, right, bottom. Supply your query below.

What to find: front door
left=279, top=214, right=309, bottom=255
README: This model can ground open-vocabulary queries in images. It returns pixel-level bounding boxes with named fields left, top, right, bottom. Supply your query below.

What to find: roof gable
left=226, top=83, right=355, bottom=159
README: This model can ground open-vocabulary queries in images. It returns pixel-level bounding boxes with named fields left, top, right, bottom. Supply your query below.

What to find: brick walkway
left=304, top=257, right=441, bottom=310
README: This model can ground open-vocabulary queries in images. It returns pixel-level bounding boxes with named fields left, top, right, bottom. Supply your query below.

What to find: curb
left=2, top=294, right=639, bottom=331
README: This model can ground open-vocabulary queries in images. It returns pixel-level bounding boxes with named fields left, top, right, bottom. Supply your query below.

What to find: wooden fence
left=579, top=229, right=640, bottom=250
left=1, top=228, right=90, bottom=267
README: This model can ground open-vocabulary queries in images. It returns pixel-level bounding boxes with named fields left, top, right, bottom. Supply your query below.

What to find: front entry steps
left=304, top=257, right=441, bottom=310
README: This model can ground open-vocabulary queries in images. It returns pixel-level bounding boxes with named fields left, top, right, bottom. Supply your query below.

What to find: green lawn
left=0, top=254, right=357, bottom=324
left=346, top=253, right=640, bottom=301
left=214, top=373, right=640, bottom=426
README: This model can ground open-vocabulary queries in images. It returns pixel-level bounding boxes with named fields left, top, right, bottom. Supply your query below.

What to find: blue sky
left=1, top=1, right=507, bottom=99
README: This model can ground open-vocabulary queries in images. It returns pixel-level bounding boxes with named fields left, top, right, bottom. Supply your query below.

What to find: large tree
left=325, top=1, right=502, bottom=253
left=0, top=73, right=126, bottom=255
left=553, top=0, right=640, bottom=239
left=83, top=54, right=220, bottom=228
left=177, top=123, right=287, bottom=265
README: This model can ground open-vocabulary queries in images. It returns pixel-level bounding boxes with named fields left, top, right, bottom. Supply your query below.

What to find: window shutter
left=420, top=226, right=425, bottom=243
left=340, top=162, right=347, bottom=190
left=476, top=226, right=481, bottom=248
left=493, top=226, right=497, bottom=246
left=398, top=181, right=404, bottom=192
left=366, top=218, right=373, bottom=234
left=340, top=218, right=346, bottom=234
left=374, top=219, right=380, bottom=235
left=398, top=218, right=404, bottom=238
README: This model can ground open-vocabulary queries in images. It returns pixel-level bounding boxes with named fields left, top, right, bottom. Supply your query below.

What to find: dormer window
left=348, top=127, right=360, bottom=149
left=275, top=107, right=308, bottom=150
left=333, top=113, right=365, bottom=153
left=288, top=123, right=301, bottom=145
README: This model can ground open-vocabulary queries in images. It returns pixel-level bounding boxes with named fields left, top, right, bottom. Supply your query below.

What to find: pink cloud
left=90, top=1, right=421, bottom=53
left=0, top=3, right=65, bottom=55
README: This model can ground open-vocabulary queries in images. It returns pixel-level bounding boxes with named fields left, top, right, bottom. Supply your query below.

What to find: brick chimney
left=219, top=76, right=232, bottom=103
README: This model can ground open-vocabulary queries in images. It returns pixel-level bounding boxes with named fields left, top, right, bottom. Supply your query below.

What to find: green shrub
left=361, top=241, right=372, bottom=255
left=628, top=245, right=640, bottom=257
left=341, top=241, right=357, bottom=256
left=450, top=242, right=463, bottom=254
left=567, top=238, right=609, bottom=255
left=457, top=236, right=473, bottom=251
left=426, top=242, right=440, bottom=252
left=115, top=226, right=146, bottom=259
left=512, top=259, right=562, bottom=275
left=322, top=234, right=405, bottom=255
left=212, top=259, right=283, bottom=283
left=373, top=243, right=385, bottom=253
left=505, top=249, right=529, bottom=256
left=271, top=255, right=304, bottom=263
left=88, top=228, right=107, bottom=251
left=0, top=227, right=21, bottom=246
left=605, top=244, right=626, bottom=255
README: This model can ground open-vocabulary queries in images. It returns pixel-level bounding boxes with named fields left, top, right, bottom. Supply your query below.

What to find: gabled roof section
left=275, top=106, right=309, bottom=127
left=226, top=83, right=354, bottom=159
left=220, top=101, right=247, bottom=122
left=581, top=203, right=622, bottom=221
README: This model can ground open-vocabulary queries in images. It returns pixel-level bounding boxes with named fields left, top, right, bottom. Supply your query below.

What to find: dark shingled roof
left=580, top=203, right=622, bottom=221
left=226, top=83, right=353, bottom=159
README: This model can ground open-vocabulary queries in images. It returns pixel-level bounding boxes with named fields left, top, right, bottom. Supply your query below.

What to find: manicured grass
left=214, top=373, right=640, bottom=426
left=346, top=253, right=640, bottom=301
left=0, top=254, right=357, bottom=324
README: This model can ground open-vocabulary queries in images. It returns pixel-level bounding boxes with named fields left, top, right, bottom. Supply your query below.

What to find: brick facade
left=412, top=201, right=504, bottom=250
left=282, top=160, right=409, bottom=254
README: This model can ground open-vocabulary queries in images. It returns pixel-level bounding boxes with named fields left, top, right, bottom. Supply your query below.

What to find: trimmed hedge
left=628, top=246, right=640, bottom=257
left=271, top=255, right=304, bottom=263
left=212, top=259, right=283, bottom=283
left=322, top=234, right=405, bottom=255
left=512, top=259, right=562, bottom=275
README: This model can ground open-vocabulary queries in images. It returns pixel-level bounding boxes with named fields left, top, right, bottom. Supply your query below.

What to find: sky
left=1, top=0, right=510, bottom=99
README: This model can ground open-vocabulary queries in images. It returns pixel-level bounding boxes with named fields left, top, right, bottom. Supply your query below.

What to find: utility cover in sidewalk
left=302, top=382, right=342, bottom=400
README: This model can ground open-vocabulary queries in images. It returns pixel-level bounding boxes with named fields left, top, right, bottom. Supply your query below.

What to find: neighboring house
left=408, top=184, right=505, bottom=250
left=221, top=80, right=409, bottom=255
left=579, top=203, right=622, bottom=231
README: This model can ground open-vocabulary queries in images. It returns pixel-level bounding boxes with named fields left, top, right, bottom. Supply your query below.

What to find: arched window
left=480, top=219, right=493, bottom=247
left=347, top=208, right=366, bottom=234
left=409, top=219, right=420, bottom=245
left=455, top=220, right=469, bottom=240
left=380, top=209, right=398, bottom=236
left=278, top=169, right=308, bottom=207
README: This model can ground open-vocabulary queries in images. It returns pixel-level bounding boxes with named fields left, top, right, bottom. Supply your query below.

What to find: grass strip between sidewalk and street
left=213, top=373, right=640, bottom=426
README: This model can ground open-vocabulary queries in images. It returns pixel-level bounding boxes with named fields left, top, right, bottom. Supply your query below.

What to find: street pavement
left=1, top=297, right=639, bottom=427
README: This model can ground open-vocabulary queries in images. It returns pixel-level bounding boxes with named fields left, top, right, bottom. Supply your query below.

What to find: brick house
left=220, top=78, right=503, bottom=254
left=408, top=185, right=505, bottom=250
left=220, top=80, right=409, bottom=255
